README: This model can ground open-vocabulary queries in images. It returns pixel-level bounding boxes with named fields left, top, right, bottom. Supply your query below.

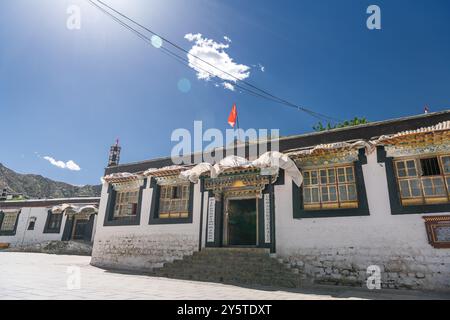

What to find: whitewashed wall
left=275, top=151, right=450, bottom=291
left=90, top=151, right=450, bottom=291
left=0, top=207, right=67, bottom=247
left=91, top=182, right=204, bottom=271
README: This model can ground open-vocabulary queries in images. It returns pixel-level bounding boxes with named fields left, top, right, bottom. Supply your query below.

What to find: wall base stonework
left=282, top=247, right=450, bottom=291
left=91, top=233, right=198, bottom=271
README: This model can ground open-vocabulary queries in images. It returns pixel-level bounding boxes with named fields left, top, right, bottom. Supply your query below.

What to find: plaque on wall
left=423, top=215, right=450, bottom=249
left=207, top=197, right=216, bottom=243
left=264, top=193, right=271, bottom=244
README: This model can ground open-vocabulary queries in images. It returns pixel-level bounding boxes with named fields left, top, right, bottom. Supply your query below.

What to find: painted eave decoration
left=102, top=172, right=145, bottom=184
left=287, top=140, right=372, bottom=158
left=181, top=152, right=302, bottom=186
left=101, top=121, right=449, bottom=189
left=51, top=203, right=99, bottom=216
left=374, top=120, right=450, bottom=146
left=143, top=165, right=191, bottom=178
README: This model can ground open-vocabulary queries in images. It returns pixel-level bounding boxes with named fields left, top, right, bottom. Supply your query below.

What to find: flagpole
left=235, top=103, right=241, bottom=142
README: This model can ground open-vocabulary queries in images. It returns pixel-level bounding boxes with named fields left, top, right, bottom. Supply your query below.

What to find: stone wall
left=282, top=247, right=450, bottom=291
left=91, top=233, right=198, bottom=271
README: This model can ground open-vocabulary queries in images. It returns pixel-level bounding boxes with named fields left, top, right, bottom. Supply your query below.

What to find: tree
left=313, top=117, right=369, bottom=132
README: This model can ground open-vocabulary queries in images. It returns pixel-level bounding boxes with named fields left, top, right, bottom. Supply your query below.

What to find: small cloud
left=43, top=156, right=81, bottom=171
left=184, top=33, right=250, bottom=90
left=222, top=82, right=235, bottom=91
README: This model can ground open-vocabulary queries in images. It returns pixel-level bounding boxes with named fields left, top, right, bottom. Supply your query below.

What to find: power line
left=94, top=0, right=340, bottom=122
left=87, top=0, right=342, bottom=123
left=86, top=0, right=303, bottom=111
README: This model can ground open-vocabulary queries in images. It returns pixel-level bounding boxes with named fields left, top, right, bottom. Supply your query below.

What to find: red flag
left=228, top=103, right=238, bottom=128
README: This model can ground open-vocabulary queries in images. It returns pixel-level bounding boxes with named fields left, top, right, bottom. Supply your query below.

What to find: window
left=394, top=155, right=450, bottom=206
left=27, top=217, right=36, bottom=230
left=303, top=165, right=358, bottom=210
left=158, top=184, right=190, bottom=218
left=0, top=212, right=19, bottom=232
left=46, top=213, right=62, bottom=232
left=113, top=190, right=139, bottom=218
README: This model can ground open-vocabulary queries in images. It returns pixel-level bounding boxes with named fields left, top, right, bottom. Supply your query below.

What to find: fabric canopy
left=180, top=151, right=303, bottom=186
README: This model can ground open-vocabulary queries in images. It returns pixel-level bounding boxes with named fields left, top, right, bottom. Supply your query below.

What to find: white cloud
left=43, top=156, right=81, bottom=171
left=66, top=160, right=81, bottom=171
left=222, top=82, right=235, bottom=91
left=184, top=33, right=250, bottom=88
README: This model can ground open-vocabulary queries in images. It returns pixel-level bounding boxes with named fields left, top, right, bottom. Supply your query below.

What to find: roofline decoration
left=0, top=197, right=100, bottom=209
left=102, top=172, right=145, bottom=184
left=372, top=120, right=450, bottom=146
left=102, top=172, right=146, bottom=192
left=181, top=152, right=303, bottom=186
left=287, top=140, right=373, bottom=158
left=143, top=165, right=191, bottom=178
left=104, top=111, right=449, bottom=176
left=51, top=204, right=98, bottom=216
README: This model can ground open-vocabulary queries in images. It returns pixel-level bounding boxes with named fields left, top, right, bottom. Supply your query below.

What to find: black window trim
left=103, top=178, right=147, bottom=227
left=377, top=146, right=450, bottom=215
left=43, top=210, right=63, bottom=234
left=148, top=178, right=194, bottom=225
left=0, top=210, right=21, bottom=236
left=293, top=148, right=370, bottom=218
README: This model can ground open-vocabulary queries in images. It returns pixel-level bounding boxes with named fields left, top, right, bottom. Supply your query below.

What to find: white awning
left=51, top=204, right=98, bottom=215
left=180, top=152, right=303, bottom=186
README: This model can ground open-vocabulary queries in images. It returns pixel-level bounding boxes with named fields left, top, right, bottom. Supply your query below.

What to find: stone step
left=151, top=248, right=302, bottom=288
left=153, top=273, right=301, bottom=288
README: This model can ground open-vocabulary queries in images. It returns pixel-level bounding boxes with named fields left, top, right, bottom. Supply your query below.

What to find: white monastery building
left=32, top=111, right=450, bottom=291
left=0, top=197, right=99, bottom=248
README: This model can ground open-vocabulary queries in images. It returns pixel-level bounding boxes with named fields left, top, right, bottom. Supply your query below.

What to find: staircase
left=151, top=248, right=302, bottom=288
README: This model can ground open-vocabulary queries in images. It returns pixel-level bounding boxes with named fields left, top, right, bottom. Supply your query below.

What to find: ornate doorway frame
left=223, top=195, right=258, bottom=247
left=203, top=168, right=277, bottom=251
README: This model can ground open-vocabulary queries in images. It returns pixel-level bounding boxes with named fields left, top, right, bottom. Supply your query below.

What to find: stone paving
left=0, top=252, right=449, bottom=300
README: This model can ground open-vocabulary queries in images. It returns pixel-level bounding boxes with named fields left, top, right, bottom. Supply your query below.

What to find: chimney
left=108, top=139, right=121, bottom=167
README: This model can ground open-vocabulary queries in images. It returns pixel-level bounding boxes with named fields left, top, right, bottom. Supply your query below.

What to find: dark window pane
left=345, top=167, right=354, bottom=182
left=329, top=186, right=337, bottom=201
left=304, top=188, right=311, bottom=203
left=321, top=187, right=329, bottom=202
left=320, top=170, right=327, bottom=184
left=348, top=185, right=357, bottom=200
left=312, top=188, right=319, bottom=202
left=406, top=160, right=417, bottom=176
left=339, top=185, right=348, bottom=201
left=410, top=179, right=422, bottom=197
left=420, top=157, right=441, bottom=176
left=442, top=156, right=450, bottom=174
left=399, top=180, right=411, bottom=198
left=304, top=172, right=311, bottom=185
left=328, top=169, right=336, bottom=183
left=310, top=171, right=318, bottom=185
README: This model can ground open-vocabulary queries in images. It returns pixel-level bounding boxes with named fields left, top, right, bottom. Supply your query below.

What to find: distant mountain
left=0, top=163, right=101, bottom=199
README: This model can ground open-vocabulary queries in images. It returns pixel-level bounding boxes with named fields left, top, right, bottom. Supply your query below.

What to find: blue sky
left=1, top=0, right=449, bottom=185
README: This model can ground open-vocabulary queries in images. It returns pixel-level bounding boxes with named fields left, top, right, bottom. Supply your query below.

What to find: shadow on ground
left=100, top=267, right=450, bottom=300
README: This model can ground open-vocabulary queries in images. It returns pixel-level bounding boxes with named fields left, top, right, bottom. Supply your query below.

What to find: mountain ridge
left=0, top=163, right=101, bottom=199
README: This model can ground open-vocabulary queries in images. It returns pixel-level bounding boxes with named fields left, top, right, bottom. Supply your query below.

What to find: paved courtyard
left=0, top=252, right=449, bottom=300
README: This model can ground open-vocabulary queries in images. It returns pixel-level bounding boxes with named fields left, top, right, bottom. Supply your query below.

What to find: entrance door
left=73, top=219, right=89, bottom=240
left=227, top=199, right=257, bottom=246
